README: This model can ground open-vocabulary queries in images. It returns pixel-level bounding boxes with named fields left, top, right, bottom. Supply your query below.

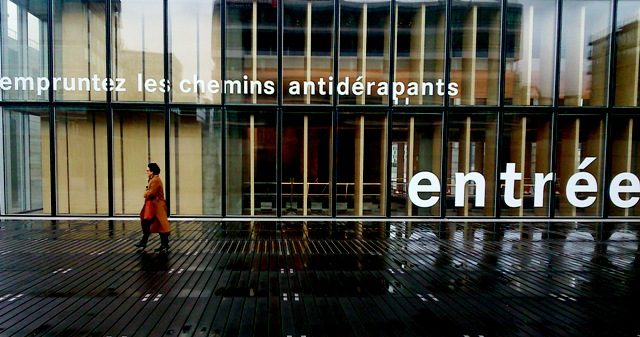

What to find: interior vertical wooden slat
left=354, top=115, right=365, bottom=216
left=250, top=114, right=255, bottom=216
left=584, top=118, right=604, bottom=216
left=461, top=6, right=478, bottom=105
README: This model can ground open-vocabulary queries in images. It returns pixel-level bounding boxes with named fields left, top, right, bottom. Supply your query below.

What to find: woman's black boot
left=156, top=233, right=170, bottom=254
left=136, top=220, right=151, bottom=249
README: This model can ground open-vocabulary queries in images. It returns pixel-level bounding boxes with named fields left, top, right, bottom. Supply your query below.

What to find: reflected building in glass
left=1, top=0, right=640, bottom=219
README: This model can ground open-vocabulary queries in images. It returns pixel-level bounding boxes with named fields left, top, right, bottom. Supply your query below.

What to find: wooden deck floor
left=0, top=220, right=639, bottom=337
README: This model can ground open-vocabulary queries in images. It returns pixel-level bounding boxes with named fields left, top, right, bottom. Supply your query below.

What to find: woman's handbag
left=142, top=200, right=156, bottom=221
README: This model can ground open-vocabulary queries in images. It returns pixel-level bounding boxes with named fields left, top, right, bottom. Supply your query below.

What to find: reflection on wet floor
left=0, top=220, right=639, bottom=337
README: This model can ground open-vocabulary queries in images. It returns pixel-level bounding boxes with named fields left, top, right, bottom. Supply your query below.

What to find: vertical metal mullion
left=549, top=0, right=563, bottom=218
left=331, top=0, right=339, bottom=218
left=498, top=0, right=507, bottom=107
left=602, top=113, right=612, bottom=217
left=48, top=0, right=57, bottom=216
left=24, top=117, right=32, bottom=210
left=549, top=110, right=559, bottom=218
left=106, top=0, right=114, bottom=216
left=221, top=0, right=227, bottom=217
left=494, top=111, right=503, bottom=218
left=163, top=0, right=171, bottom=215
left=552, top=0, right=562, bottom=107
left=276, top=0, right=283, bottom=217
left=602, top=0, right=618, bottom=218
left=495, top=0, right=508, bottom=218
left=386, top=0, right=396, bottom=218
left=0, top=109, right=4, bottom=215
left=606, top=0, right=618, bottom=109
left=0, top=0, right=4, bottom=215
left=276, top=105, right=282, bottom=217
left=440, top=0, right=453, bottom=219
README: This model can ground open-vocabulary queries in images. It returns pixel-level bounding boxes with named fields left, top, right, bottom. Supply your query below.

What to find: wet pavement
left=0, top=220, right=639, bottom=337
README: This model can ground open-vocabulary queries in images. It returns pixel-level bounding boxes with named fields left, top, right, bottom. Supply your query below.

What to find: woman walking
left=136, top=163, right=171, bottom=254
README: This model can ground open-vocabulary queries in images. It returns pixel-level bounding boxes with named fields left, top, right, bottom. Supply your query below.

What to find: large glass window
left=559, top=0, right=611, bottom=106
left=395, top=0, right=447, bottom=106
left=170, top=107, right=222, bottom=215
left=614, top=0, right=640, bottom=106
left=450, top=0, right=501, bottom=106
left=391, top=113, right=442, bottom=216
left=283, top=0, right=334, bottom=104
left=504, top=0, right=556, bottom=106
left=608, top=115, right=640, bottom=216
left=55, top=106, right=108, bottom=214
left=336, top=111, right=387, bottom=216
left=53, top=0, right=107, bottom=101
left=446, top=112, right=497, bottom=216
left=114, top=107, right=165, bottom=215
left=169, top=0, right=222, bottom=104
left=339, top=0, right=390, bottom=105
left=556, top=114, right=605, bottom=217
left=500, top=113, right=552, bottom=216
left=226, top=109, right=277, bottom=215
left=0, top=0, right=48, bottom=101
left=2, top=0, right=640, bottom=220
left=282, top=111, right=332, bottom=216
left=112, top=0, right=165, bottom=102
left=2, top=106, right=50, bottom=214
left=226, top=0, right=278, bottom=104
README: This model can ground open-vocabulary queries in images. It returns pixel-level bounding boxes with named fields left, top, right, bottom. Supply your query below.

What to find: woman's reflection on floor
left=139, top=249, right=170, bottom=272
left=435, top=223, right=454, bottom=268
left=477, top=223, right=504, bottom=289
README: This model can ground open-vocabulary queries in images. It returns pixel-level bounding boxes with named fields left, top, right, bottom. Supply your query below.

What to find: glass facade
left=1, top=0, right=640, bottom=218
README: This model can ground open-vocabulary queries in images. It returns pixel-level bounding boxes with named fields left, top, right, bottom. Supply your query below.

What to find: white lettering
left=610, top=172, right=640, bottom=208
left=114, top=78, right=126, bottom=92
left=289, top=81, right=300, bottom=96
left=455, top=172, right=486, bottom=207
left=0, top=77, right=12, bottom=90
left=500, top=163, right=522, bottom=208
left=36, top=77, right=49, bottom=96
left=180, top=79, right=191, bottom=93
left=351, top=76, right=364, bottom=96
left=566, top=157, right=598, bottom=208
left=534, top=172, right=554, bottom=207
left=263, top=81, right=275, bottom=95
left=408, top=172, right=441, bottom=208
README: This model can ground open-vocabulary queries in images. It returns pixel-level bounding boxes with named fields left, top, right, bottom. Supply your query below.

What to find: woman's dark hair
left=148, top=163, right=161, bottom=175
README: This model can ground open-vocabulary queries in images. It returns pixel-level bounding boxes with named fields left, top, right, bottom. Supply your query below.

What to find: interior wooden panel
left=379, top=116, right=387, bottom=215
left=485, top=9, right=500, bottom=105
left=174, top=118, right=203, bottom=215
left=508, top=116, right=527, bottom=216
left=94, top=113, right=108, bottom=214
left=114, top=112, right=165, bottom=214
left=483, top=118, right=497, bottom=216
left=354, top=115, right=365, bottom=216
left=558, top=118, right=580, bottom=216
left=583, top=118, right=604, bottom=216
left=89, top=4, right=107, bottom=102
left=58, top=2, right=89, bottom=101
left=461, top=6, right=477, bottom=105
left=56, top=116, right=69, bottom=213
left=534, top=119, right=551, bottom=216
left=62, top=113, right=101, bottom=214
